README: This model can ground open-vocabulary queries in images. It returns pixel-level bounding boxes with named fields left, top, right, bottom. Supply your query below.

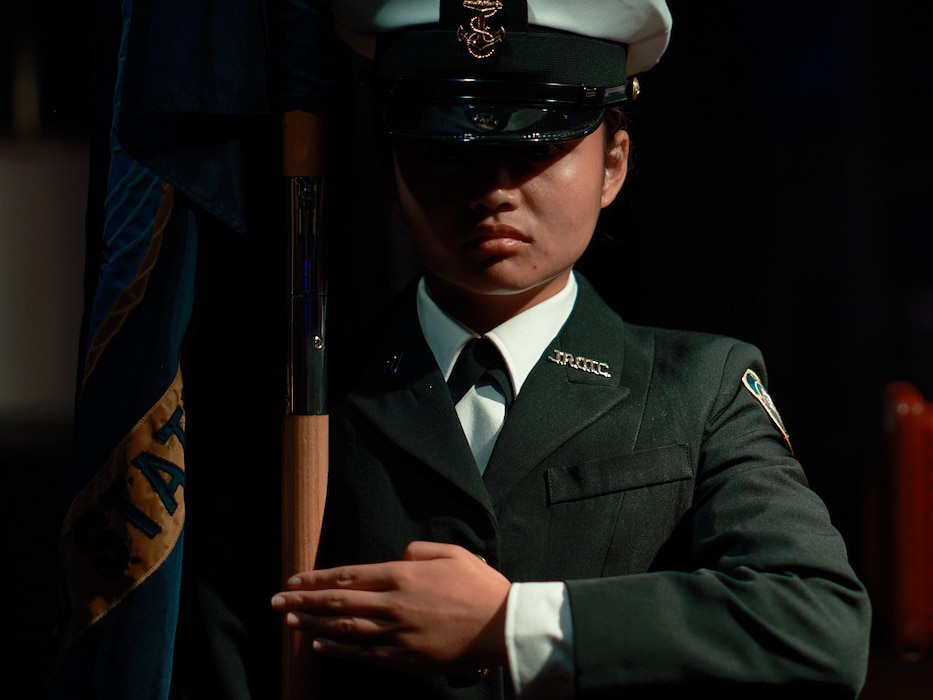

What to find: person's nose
left=466, top=156, right=520, bottom=214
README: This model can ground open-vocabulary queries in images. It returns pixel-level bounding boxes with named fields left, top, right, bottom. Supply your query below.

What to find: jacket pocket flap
left=546, top=444, right=691, bottom=504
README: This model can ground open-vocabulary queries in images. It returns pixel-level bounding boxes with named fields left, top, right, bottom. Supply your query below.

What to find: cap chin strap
left=384, top=77, right=630, bottom=109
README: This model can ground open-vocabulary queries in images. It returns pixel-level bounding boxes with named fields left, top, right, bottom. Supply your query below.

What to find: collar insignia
left=547, top=348, right=612, bottom=378
left=383, top=352, right=403, bottom=376
left=742, top=369, right=794, bottom=453
left=457, top=0, right=506, bottom=60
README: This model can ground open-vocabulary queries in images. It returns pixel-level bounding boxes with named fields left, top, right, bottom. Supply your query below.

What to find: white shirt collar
left=417, top=274, right=578, bottom=399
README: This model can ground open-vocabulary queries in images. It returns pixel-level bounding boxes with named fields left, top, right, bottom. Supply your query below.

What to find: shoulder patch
left=742, top=369, right=794, bottom=454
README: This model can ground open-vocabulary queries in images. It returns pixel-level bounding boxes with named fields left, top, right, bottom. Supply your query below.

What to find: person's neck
left=424, top=273, right=570, bottom=334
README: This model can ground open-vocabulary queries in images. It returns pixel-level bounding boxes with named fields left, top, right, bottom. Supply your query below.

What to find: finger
left=283, top=611, right=396, bottom=640
left=311, top=637, right=396, bottom=665
left=285, top=561, right=403, bottom=591
left=272, top=588, right=395, bottom=619
left=402, top=540, right=466, bottom=561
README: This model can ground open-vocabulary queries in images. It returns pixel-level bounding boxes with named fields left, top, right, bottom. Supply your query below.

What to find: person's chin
left=464, top=270, right=562, bottom=298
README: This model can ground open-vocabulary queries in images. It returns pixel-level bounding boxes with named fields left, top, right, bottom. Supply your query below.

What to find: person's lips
left=464, top=224, right=530, bottom=254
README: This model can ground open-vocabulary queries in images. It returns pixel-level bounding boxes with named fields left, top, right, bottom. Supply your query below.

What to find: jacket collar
left=345, top=275, right=642, bottom=511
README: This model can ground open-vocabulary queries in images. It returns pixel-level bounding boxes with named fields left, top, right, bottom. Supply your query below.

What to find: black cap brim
left=374, top=26, right=629, bottom=143
left=383, top=101, right=605, bottom=142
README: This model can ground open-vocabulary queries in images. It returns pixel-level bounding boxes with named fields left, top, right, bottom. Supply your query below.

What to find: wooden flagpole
left=281, top=109, right=328, bottom=700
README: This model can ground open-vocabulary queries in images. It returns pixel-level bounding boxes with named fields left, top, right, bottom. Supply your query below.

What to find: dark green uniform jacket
left=316, top=276, right=871, bottom=699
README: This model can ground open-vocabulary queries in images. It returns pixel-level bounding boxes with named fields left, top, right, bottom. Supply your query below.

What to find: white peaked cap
left=333, top=0, right=673, bottom=76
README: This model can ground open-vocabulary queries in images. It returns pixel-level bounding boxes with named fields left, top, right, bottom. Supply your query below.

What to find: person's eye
left=395, top=143, right=459, bottom=168
left=524, top=143, right=565, bottom=160
left=422, top=145, right=462, bottom=167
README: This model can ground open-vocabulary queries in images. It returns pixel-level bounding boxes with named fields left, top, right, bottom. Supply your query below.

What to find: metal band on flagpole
left=288, top=175, right=327, bottom=416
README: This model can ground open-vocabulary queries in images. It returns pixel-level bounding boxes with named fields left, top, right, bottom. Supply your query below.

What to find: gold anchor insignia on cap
left=547, top=348, right=612, bottom=378
left=457, top=0, right=506, bottom=60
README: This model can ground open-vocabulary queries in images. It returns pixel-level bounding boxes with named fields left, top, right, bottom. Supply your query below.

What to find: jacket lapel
left=345, top=289, right=494, bottom=514
left=483, top=278, right=649, bottom=504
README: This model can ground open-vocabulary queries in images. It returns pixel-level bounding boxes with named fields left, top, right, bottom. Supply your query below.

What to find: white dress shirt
left=417, top=274, right=578, bottom=698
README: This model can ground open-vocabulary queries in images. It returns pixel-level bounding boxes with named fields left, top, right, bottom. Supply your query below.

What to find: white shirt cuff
left=505, top=581, right=575, bottom=699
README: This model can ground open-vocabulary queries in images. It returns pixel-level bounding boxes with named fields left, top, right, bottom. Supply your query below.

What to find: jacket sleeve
left=565, top=340, right=871, bottom=698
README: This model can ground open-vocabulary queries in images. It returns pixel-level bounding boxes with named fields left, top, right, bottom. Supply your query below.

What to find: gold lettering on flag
left=60, top=368, right=186, bottom=646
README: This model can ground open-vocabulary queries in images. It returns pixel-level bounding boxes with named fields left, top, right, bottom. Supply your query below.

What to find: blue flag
left=50, top=1, right=336, bottom=697
left=48, top=4, right=194, bottom=697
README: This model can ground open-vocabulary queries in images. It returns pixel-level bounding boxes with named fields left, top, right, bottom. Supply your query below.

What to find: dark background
left=3, top=1, right=932, bottom=697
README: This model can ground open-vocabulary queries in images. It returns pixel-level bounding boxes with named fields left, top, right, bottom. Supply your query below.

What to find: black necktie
left=447, top=337, right=514, bottom=406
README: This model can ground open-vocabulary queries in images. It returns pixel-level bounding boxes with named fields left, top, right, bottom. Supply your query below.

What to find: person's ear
left=601, top=129, right=630, bottom=208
